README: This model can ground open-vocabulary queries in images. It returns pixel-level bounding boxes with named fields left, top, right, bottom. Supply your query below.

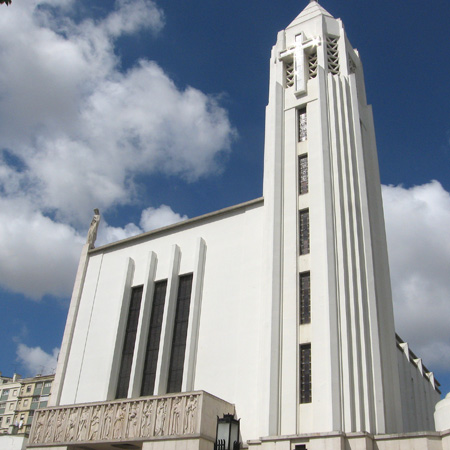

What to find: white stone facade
left=28, top=2, right=443, bottom=450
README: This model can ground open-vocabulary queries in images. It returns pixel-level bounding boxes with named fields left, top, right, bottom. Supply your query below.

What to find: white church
left=27, top=2, right=450, bottom=450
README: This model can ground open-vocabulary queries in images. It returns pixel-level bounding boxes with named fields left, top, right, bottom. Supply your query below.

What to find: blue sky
left=0, top=0, right=449, bottom=400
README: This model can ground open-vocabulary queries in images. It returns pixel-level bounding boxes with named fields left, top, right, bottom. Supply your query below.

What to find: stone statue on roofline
left=87, top=209, right=100, bottom=248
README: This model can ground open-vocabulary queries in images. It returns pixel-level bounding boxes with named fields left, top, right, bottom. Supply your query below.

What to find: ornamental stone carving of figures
left=89, top=405, right=101, bottom=441
left=140, top=400, right=154, bottom=437
left=155, top=399, right=167, bottom=436
left=33, top=412, right=45, bottom=443
left=77, top=407, right=89, bottom=441
left=127, top=402, right=140, bottom=438
left=184, top=395, right=198, bottom=434
left=102, top=404, right=114, bottom=439
left=44, top=410, right=56, bottom=443
left=113, top=403, right=126, bottom=439
left=54, top=409, right=66, bottom=442
left=66, top=409, right=78, bottom=441
left=170, top=396, right=182, bottom=435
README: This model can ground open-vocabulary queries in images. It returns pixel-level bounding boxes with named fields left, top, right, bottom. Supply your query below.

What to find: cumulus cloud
left=0, top=0, right=234, bottom=299
left=0, top=197, right=84, bottom=299
left=16, top=344, right=59, bottom=377
left=0, top=0, right=233, bottom=226
left=140, top=204, right=188, bottom=231
left=97, top=204, right=188, bottom=245
left=383, top=181, right=450, bottom=371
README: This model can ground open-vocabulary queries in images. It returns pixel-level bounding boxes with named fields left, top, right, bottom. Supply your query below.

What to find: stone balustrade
left=28, top=391, right=232, bottom=448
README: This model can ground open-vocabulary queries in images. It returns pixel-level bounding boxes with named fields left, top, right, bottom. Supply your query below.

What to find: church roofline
left=90, top=197, right=264, bottom=254
left=287, top=0, right=334, bottom=28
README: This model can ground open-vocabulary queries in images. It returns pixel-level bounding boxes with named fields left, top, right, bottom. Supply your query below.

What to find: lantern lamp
left=214, top=414, right=240, bottom=450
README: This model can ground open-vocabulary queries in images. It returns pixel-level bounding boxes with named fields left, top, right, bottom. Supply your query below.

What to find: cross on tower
left=280, top=33, right=321, bottom=93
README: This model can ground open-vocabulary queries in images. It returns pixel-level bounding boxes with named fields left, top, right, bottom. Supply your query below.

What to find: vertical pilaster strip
left=182, top=238, right=207, bottom=392
left=316, top=64, right=342, bottom=433
left=327, top=73, right=355, bottom=432
left=260, top=37, right=285, bottom=436
left=106, top=257, right=135, bottom=400
left=129, top=252, right=158, bottom=398
left=49, top=243, right=91, bottom=407
left=155, top=244, right=181, bottom=394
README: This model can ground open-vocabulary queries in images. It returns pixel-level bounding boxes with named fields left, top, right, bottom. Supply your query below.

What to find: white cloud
left=0, top=197, right=84, bottom=299
left=0, top=0, right=235, bottom=299
left=0, top=0, right=234, bottom=226
left=140, top=205, right=188, bottom=231
left=97, top=205, right=188, bottom=246
left=383, top=181, right=450, bottom=371
left=16, top=344, right=59, bottom=377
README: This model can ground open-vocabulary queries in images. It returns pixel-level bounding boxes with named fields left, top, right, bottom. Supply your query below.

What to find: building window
left=6, top=416, right=11, bottom=424
left=300, top=272, right=311, bottom=324
left=34, top=383, right=42, bottom=396
left=116, top=285, right=143, bottom=399
left=326, top=36, right=340, bottom=75
left=299, top=209, right=310, bottom=255
left=26, top=386, right=32, bottom=393
left=299, top=154, right=308, bottom=195
left=167, top=273, right=193, bottom=393
left=300, top=343, right=312, bottom=403
left=285, top=60, right=294, bottom=88
left=23, top=399, right=28, bottom=407
left=141, top=280, right=168, bottom=396
left=298, top=108, right=307, bottom=142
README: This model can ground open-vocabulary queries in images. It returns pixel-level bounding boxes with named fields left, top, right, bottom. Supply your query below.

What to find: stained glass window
left=167, top=274, right=193, bottom=393
left=141, top=280, right=167, bottom=396
left=298, top=108, right=307, bottom=142
left=300, top=343, right=312, bottom=403
left=299, top=155, right=308, bottom=195
left=116, top=286, right=143, bottom=399
left=300, top=272, right=311, bottom=324
left=299, top=209, right=310, bottom=255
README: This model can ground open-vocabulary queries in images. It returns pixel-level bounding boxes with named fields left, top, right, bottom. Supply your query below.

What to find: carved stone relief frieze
left=29, top=393, right=200, bottom=446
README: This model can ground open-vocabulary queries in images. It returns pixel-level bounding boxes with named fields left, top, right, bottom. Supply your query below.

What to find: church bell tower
left=261, top=0, right=403, bottom=435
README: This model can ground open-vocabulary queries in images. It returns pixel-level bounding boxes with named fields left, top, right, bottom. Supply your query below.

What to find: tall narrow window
left=299, top=154, right=308, bottom=195
left=116, top=286, right=143, bottom=399
left=300, top=343, right=312, bottom=403
left=141, top=280, right=168, bottom=396
left=299, top=209, right=310, bottom=255
left=167, top=273, right=193, bottom=393
left=298, top=108, right=307, bottom=142
left=300, top=272, right=311, bottom=324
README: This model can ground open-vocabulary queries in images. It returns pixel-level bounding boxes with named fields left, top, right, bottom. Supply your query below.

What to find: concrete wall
left=58, top=200, right=264, bottom=441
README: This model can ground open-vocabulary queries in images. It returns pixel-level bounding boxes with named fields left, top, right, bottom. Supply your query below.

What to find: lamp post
left=214, top=414, right=240, bottom=450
